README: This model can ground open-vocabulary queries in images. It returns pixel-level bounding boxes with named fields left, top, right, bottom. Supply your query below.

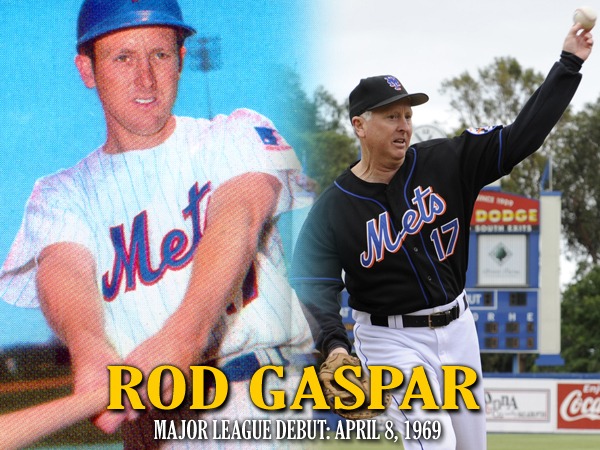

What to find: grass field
left=2, top=380, right=598, bottom=449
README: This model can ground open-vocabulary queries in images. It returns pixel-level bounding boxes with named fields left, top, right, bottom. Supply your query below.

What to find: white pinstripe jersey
left=0, top=109, right=312, bottom=361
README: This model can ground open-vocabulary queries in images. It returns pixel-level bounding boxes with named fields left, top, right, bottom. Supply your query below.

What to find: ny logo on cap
left=384, top=76, right=403, bottom=91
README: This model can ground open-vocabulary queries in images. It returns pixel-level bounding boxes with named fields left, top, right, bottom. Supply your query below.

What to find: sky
left=306, top=0, right=600, bottom=130
left=1, top=0, right=598, bottom=348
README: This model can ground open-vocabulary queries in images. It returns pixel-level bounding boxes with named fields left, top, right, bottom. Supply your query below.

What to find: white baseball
left=573, top=6, right=597, bottom=31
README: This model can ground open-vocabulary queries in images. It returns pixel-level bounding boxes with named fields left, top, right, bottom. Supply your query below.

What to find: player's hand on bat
left=71, top=338, right=135, bottom=433
left=36, top=243, right=137, bottom=433
left=564, top=23, right=594, bottom=61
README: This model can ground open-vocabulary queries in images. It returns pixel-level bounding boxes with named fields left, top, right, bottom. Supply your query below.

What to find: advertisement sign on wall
left=471, top=190, right=539, bottom=232
left=557, top=383, right=600, bottom=430
left=485, top=388, right=550, bottom=422
left=477, top=234, right=528, bottom=286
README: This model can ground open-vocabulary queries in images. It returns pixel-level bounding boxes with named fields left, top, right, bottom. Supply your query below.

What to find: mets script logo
left=101, top=181, right=258, bottom=309
left=384, top=76, right=403, bottom=91
left=101, top=182, right=211, bottom=301
left=360, top=186, right=460, bottom=267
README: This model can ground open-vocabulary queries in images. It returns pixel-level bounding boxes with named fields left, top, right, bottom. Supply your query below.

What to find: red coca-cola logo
left=557, top=383, right=600, bottom=429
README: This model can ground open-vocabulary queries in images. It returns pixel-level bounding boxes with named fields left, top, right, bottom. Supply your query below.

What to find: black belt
left=370, top=295, right=468, bottom=328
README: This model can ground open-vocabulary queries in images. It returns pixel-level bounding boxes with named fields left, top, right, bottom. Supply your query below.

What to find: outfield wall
left=483, top=374, right=600, bottom=434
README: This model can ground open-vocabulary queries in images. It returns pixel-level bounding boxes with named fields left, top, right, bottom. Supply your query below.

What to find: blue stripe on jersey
left=403, top=149, right=434, bottom=305
left=402, top=150, right=450, bottom=303
left=402, top=149, right=449, bottom=304
left=334, top=179, right=400, bottom=236
left=334, top=181, right=389, bottom=215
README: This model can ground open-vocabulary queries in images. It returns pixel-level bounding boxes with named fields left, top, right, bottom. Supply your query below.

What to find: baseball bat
left=0, top=387, right=107, bottom=450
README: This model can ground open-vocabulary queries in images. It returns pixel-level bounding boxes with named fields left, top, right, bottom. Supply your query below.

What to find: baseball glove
left=318, top=353, right=391, bottom=420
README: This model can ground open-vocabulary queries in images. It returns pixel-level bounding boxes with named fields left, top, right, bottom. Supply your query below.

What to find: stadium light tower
left=188, top=35, right=222, bottom=119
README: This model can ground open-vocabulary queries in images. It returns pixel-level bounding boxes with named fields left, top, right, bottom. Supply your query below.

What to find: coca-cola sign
left=557, top=383, right=600, bottom=429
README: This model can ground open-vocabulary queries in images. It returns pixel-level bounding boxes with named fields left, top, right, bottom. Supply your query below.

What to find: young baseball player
left=291, top=23, right=593, bottom=449
left=0, top=0, right=312, bottom=447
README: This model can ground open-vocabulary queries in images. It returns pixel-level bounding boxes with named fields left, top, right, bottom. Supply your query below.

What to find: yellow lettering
left=190, top=366, right=228, bottom=409
left=475, top=210, right=487, bottom=223
left=529, top=209, right=538, bottom=223
left=250, top=365, right=285, bottom=410
left=107, top=365, right=145, bottom=410
left=442, top=365, right=480, bottom=410
left=290, top=366, right=329, bottom=410
left=333, top=366, right=365, bottom=410
left=399, top=366, right=439, bottom=410
left=368, top=365, right=403, bottom=408
left=488, top=210, right=501, bottom=223
left=147, top=365, right=185, bottom=410
left=502, top=209, right=514, bottom=222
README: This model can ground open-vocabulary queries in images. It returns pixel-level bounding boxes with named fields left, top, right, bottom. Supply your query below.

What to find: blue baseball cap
left=77, top=0, right=196, bottom=50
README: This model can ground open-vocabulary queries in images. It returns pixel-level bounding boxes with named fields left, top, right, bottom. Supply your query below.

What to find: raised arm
left=488, top=23, right=594, bottom=178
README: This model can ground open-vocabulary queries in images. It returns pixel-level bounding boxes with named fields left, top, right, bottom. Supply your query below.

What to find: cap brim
left=367, top=92, right=429, bottom=111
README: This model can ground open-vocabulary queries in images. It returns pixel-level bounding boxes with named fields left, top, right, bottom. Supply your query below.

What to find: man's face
left=356, top=100, right=413, bottom=167
left=76, top=26, right=185, bottom=153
